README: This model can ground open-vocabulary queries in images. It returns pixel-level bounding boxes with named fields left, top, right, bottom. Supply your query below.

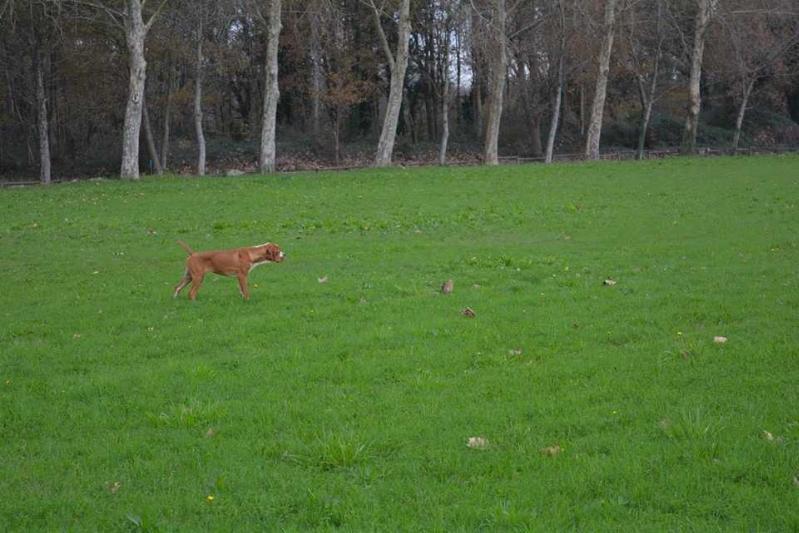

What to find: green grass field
left=2, top=156, right=798, bottom=530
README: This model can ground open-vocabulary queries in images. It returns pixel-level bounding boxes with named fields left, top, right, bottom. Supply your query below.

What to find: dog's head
left=255, top=242, right=284, bottom=263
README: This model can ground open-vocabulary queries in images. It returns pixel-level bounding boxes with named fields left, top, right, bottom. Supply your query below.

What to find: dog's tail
left=176, top=240, right=194, bottom=255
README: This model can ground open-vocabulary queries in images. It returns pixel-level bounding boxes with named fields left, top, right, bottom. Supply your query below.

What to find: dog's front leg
left=237, top=273, right=250, bottom=301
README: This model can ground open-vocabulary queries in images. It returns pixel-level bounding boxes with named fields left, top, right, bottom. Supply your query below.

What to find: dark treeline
left=1, top=0, right=798, bottom=182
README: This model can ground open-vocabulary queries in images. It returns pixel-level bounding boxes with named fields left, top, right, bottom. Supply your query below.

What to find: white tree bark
left=194, top=30, right=206, bottom=176
left=585, top=0, right=618, bottom=160
left=372, top=0, right=411, bottom=167
left=545, top=56, right=564, bottom=164
left=120, top=0, right=148, bottom=179
left=310, top=14, right=323, bottom=138
left=483, top=0, right=508, bottom=166
left=439, top=77, right=450, bottom=165
left=544, top=0, right=566, bottom=164
left=681, top=0, right=714, bottom=154
left=142, top=93, right=163, bottom=175
left=636, top=86, right=655, bottom=160
left=259, top=0, right=282, bottom=174
left=160, top=66, right=174, bottom=170
left=732, top=77, right=755, bottom=151
left=34, top=46, right=51, bottom=184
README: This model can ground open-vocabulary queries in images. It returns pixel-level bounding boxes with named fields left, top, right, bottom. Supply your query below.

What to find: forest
left=1, top=0, right=798, bottom=182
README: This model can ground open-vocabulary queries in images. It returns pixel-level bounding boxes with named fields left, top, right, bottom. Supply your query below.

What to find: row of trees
left=2, top=0, right=798, bottom=183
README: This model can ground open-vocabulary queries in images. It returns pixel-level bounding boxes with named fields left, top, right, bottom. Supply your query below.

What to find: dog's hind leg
left=188, top=274, right=205, bottom=300
left=173, top=270, right=191, bottom=298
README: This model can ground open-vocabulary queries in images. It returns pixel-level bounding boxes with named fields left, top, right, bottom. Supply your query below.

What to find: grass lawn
left=1, top=156, right=798, bottom=530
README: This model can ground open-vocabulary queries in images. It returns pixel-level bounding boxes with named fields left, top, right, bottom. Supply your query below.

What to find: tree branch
left=144, top=0, right=168, bottom=33
left=368, top=0, right=396, bottom=72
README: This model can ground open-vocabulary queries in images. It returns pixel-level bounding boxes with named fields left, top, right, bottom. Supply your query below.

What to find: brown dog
left=173, top=240, right=284, bottom=300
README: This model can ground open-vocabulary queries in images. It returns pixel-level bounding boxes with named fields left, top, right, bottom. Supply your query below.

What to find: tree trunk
left=473, top=81, right=483, bottom=137
left=681, top=0, right=713, bottom=154
left=585, top=0, right=618, bottom=160
left=732, top=78, right=755, bottom=152
left=334, top=108, right=341, bottom=166
left=483, top=0, right=508, bottom=166
left=120, top=0, right=148, bottom=180
left=34, top=46, right=51, bottom=184
left=439, top=78, right=450, bottom=165
left=635, top=14, right=663, bottom=160
left=310, top=20, right=323, bottom=138
left=259, top=0, right=282, bottom=174
left=579, top=83, right=585, bottom=137
left=142, top=94, right=163, bottom=175
left=373, top=0, right=411, bottom=167
left=455, top=28, right=461, bottom=126
left=636, top=99, right=654, bottom=160
left=194, top=29, right=206, bottom=176
left=545, top=58, right=564, bottom=164
left=160, top=66, right=174, bottom=171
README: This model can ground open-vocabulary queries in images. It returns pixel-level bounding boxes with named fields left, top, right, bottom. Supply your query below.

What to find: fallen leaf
left=467, top=436, right=489, bottom=449
left=441, top=279, right=454, bottom=294
left=462, top=307, right=476, bottom=318
left=793, top=475, right=799, bottom=487
left=713, top=336, right=728, bottom=344
left=763, top=430, right=774, bottom=442
left=509, top=348, right=523, bottom=356
left=205, top=427, right=216, bottom=438
left=107, top=481, right=122, bottom=494
left=318, top=275, right=328, bottom=283
left=541, top=444, right=562, bottom=456
left=603, top=278, right=617, bottom=286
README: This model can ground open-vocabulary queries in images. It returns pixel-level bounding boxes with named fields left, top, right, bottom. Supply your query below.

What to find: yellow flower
left=206, top=495, right=215, bottom=503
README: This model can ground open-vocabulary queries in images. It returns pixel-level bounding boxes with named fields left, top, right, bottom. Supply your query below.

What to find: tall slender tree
left=479, top=0, right=509, bottom=165
left=584, top=0, right=618, bottom=160
left=257, top=0, right=282, bottom=173
left=368, top=0, right=412, bottom=167
left=681, top=0, right=716, bottom=154
left=78, top=0, right=167, bottom=179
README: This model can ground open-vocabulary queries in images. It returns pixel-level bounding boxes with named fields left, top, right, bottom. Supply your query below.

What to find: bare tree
left=436, top=0, right=460, bottom=165
left=181, top=0, right=227, bottom=176
left=309, top=5, right=324, bottom=138
left=584, top=0, right=618, bottom=160
left=681, top=0, right=717, bottom=154
left=33, top=42, right=51, bottom=183
left=368, top=0, right=412, bottom=167
left=3, top=1, right=61, bottom=183
left=78, top=0, right=167, bottom=179
left=256, top=0, right=282, bottom=173
left=194, top=13, right=206, bottom=175
left=141, top=90, right=163, bottom=174
left=471, top=0, right=510, bottom=165
left=718, top=0, right=799, bottom=151
left=544, top=0, right=567, bottom=164
left=85, top=0, right=166, bottom=180
left=625, top=0, right=667, bottom=159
